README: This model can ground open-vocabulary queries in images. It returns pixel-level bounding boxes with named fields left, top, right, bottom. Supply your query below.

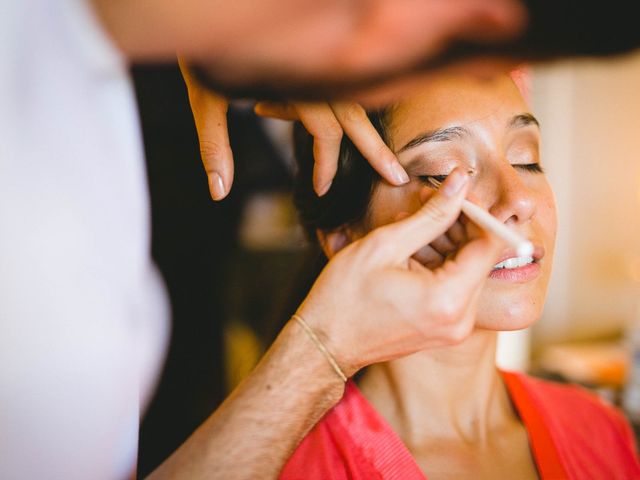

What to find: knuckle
left=420, top=198, right=452, bottom=225
left=435, top=296, right=463, bottom=325
left=339, top=239, right=366, bottom=266
left=199, top=140, right=228, bottom=166
left=317, top=122, right=343, bottom=142
left=365, top=142, right=394, bottom=170
left=363, top=228, right=392, bottom=256
left=375, top=142, right=392, bottom=161
left=339, top=102, right=363, bottom=124
left=446, top=321, right=473, bottom=345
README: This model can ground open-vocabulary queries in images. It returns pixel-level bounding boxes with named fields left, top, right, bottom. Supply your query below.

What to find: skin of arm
left=147, top=320, right=345, bottom=479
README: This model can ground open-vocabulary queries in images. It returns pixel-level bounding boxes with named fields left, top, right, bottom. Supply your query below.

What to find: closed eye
left=418, top=163, right=543, bottom=186
left=418, top=174, right=448, bottom=185
left=515, top=163, right=544, bottom=174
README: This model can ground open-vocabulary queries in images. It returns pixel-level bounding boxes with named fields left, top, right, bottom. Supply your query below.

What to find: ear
left=316, top=227, right=354, bottom=259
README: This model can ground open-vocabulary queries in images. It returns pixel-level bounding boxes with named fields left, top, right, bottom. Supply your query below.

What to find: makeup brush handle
left=461, top=200, right=533, bottom=257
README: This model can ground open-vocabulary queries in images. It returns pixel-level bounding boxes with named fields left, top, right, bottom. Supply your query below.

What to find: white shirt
left=0, top=0, right=169, bottom=478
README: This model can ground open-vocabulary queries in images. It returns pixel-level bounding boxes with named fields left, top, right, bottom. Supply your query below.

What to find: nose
left=483, top=164, right=537, bottom=227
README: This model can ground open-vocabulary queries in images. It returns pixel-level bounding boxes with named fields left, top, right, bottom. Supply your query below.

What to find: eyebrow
left=396, top=113, right=540, bottom=154
left=397, top=126, right=469, bottom=153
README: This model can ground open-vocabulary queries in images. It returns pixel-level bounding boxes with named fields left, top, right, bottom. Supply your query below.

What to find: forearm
left=148, top=319, right=345, bottom=480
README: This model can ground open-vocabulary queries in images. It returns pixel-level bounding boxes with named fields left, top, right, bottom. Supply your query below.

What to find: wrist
left=276, top=319, right=346, bottom=401
left=292, top=314, right=347, bottom=382
left=293, top=305, right=361, bottom=379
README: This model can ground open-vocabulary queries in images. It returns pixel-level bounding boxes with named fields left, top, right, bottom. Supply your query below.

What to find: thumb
left=379, top=168, right=470, bottom=263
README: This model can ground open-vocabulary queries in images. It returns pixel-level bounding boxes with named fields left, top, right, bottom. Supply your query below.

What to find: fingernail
left=317, top=180, right=332, bottom=197
left=442, top=170, right=468, bottom=197
left=390, top=162, right=409, bottom=185
left=209, top=172, right=226, bottom=200
left=254, top=102, right=269, bottom=116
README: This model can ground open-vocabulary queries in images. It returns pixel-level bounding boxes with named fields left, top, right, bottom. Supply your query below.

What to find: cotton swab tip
left=516, top=241, right=534, bottom=258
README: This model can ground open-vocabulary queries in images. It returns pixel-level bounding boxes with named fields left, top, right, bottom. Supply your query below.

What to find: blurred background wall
left=532, top=52, right=640, bottom=346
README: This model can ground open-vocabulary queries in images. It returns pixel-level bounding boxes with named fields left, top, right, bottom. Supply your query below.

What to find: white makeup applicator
left=427, top=176, right=534, bottom=257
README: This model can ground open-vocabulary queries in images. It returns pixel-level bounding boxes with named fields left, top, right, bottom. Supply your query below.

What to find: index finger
left=294, top=103, right=344, bottom=196
left=179, top=60, right=234, bottom=201
left=330, top=102, right=409, bottom=186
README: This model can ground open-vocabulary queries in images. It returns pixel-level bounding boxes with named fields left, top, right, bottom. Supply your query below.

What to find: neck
left=358, top=330, right=514, bottom=446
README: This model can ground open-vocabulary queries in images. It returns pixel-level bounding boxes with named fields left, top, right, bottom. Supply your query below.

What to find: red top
left=281, top=371, right=640, bottom=479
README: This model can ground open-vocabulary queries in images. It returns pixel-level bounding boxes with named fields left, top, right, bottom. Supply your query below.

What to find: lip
left=489, top=245, right=545, bottom=283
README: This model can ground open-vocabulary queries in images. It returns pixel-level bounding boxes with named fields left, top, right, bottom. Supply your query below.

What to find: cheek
left=536, top=182, right=558, bottom=238
left=543, top=194, right=558, bottom=248
left=534, top=186, right=558, bottom=278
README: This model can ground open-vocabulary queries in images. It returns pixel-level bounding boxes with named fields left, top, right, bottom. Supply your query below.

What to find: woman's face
left=364, top=75, right=557, bottom=331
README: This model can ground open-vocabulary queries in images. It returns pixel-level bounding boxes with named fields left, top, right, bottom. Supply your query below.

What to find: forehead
left=386, top=75, right=528, bottom=149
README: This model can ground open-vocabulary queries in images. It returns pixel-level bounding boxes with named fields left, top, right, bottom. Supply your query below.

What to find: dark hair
left=292, top=109, right=392, bottom=245
left=267, top=110, right=394, bottom=344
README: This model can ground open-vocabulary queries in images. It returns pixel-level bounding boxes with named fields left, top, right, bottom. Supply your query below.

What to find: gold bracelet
left=292, top=314, right=347, bottom=383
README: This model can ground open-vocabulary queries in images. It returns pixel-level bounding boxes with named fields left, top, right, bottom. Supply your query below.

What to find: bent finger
left=330, top=102, right=409, bottom=186
left=254, top=101, right=299, bottom=121
left=447, top=221, right=467, bottom=246
left=180, top=61, right=233, bottom=201
left=429, top=234, right=457, bottom=257
left=413, top=244, right=446, bottom=270
left=295, top=103, right=344, bottom=196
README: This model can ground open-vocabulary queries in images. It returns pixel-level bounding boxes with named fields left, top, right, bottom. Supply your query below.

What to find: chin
left=475, top=295, right=544, bottom=331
